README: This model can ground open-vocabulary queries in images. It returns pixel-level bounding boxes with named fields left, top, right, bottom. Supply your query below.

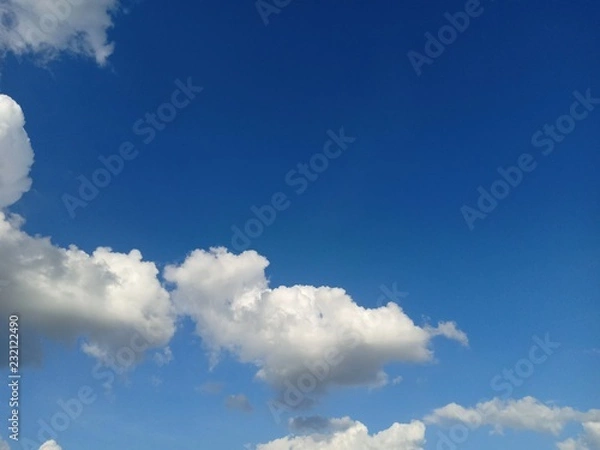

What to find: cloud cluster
left=0, top=94, right=34, bottom=209
left=0, top=95, right=467, bottom=385
left=0, top=209, right=176, bottom=366
left=256, top=417, right=425, bottom=450
left=259, top=400, right=600, bottom=450
left=425, top=396, right=600, bottom=436
left=165, top=247, right=468, bottom=393
left=0, top=95, right=471, bottom=450
left=0, top=0, right=119, bottom=65
left=0, top=93, right=469, bottom=399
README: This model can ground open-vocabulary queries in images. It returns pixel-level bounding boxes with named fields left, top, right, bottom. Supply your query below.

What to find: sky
left=0, top=0, right=598, bottom=449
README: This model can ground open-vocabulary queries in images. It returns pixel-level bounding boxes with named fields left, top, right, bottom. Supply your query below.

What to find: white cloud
left=39, top=440, right=62, bottom=450
left=425, top=396, right=600, bottom=436
left=0, top=210, right=176, bottom=366
left=426, top=320, right=469, bottom=346
left=0, top=436, right=10, bottom=450
left=256, top=417, right=425, bottom=450
left=0, top=0, right=120, bottom=65
left=164, top=248, right=467, bottom=395
left=0, top=94, right=34, bottom=209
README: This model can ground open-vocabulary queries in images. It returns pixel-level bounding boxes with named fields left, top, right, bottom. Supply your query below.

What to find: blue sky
left=0, top=1, right=598, bottom=449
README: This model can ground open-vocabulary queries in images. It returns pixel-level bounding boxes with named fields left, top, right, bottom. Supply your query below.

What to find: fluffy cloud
left=0, top=436, right=9, bottom=450
left=557, top=422, right=600, bottom=450
left=0, top=211, right=176, bottom=366
left=0, top=0, right=119, bottom=65
left=0, top=94, right=34, bottom=209
left=425, top=396, right=600, bottom=436
left=39, top=440, right=62, bottom=450
left=225, top=394, right=253, bottom=413
left=165, top=248, right=468, bottom=395
left=256, top=417, right=425, bottom=450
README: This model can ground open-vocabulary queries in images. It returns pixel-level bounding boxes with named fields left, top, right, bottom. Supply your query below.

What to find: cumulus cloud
left=0, top=436, right=9, bottom=450
left=165, top=248, right=467, bottom=396
left=0, top=0, right=120, bottom=65
left=256, top=417, right=425, bottom=450
left=39, top=440, right=62, bottom=450
left=225, top=394, right=253, bottom=413
left=425, top=396, right=600, bottom=436
left=0, top=211, right=177, bottom=366
left=0, top=94, right=34, bottom=209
